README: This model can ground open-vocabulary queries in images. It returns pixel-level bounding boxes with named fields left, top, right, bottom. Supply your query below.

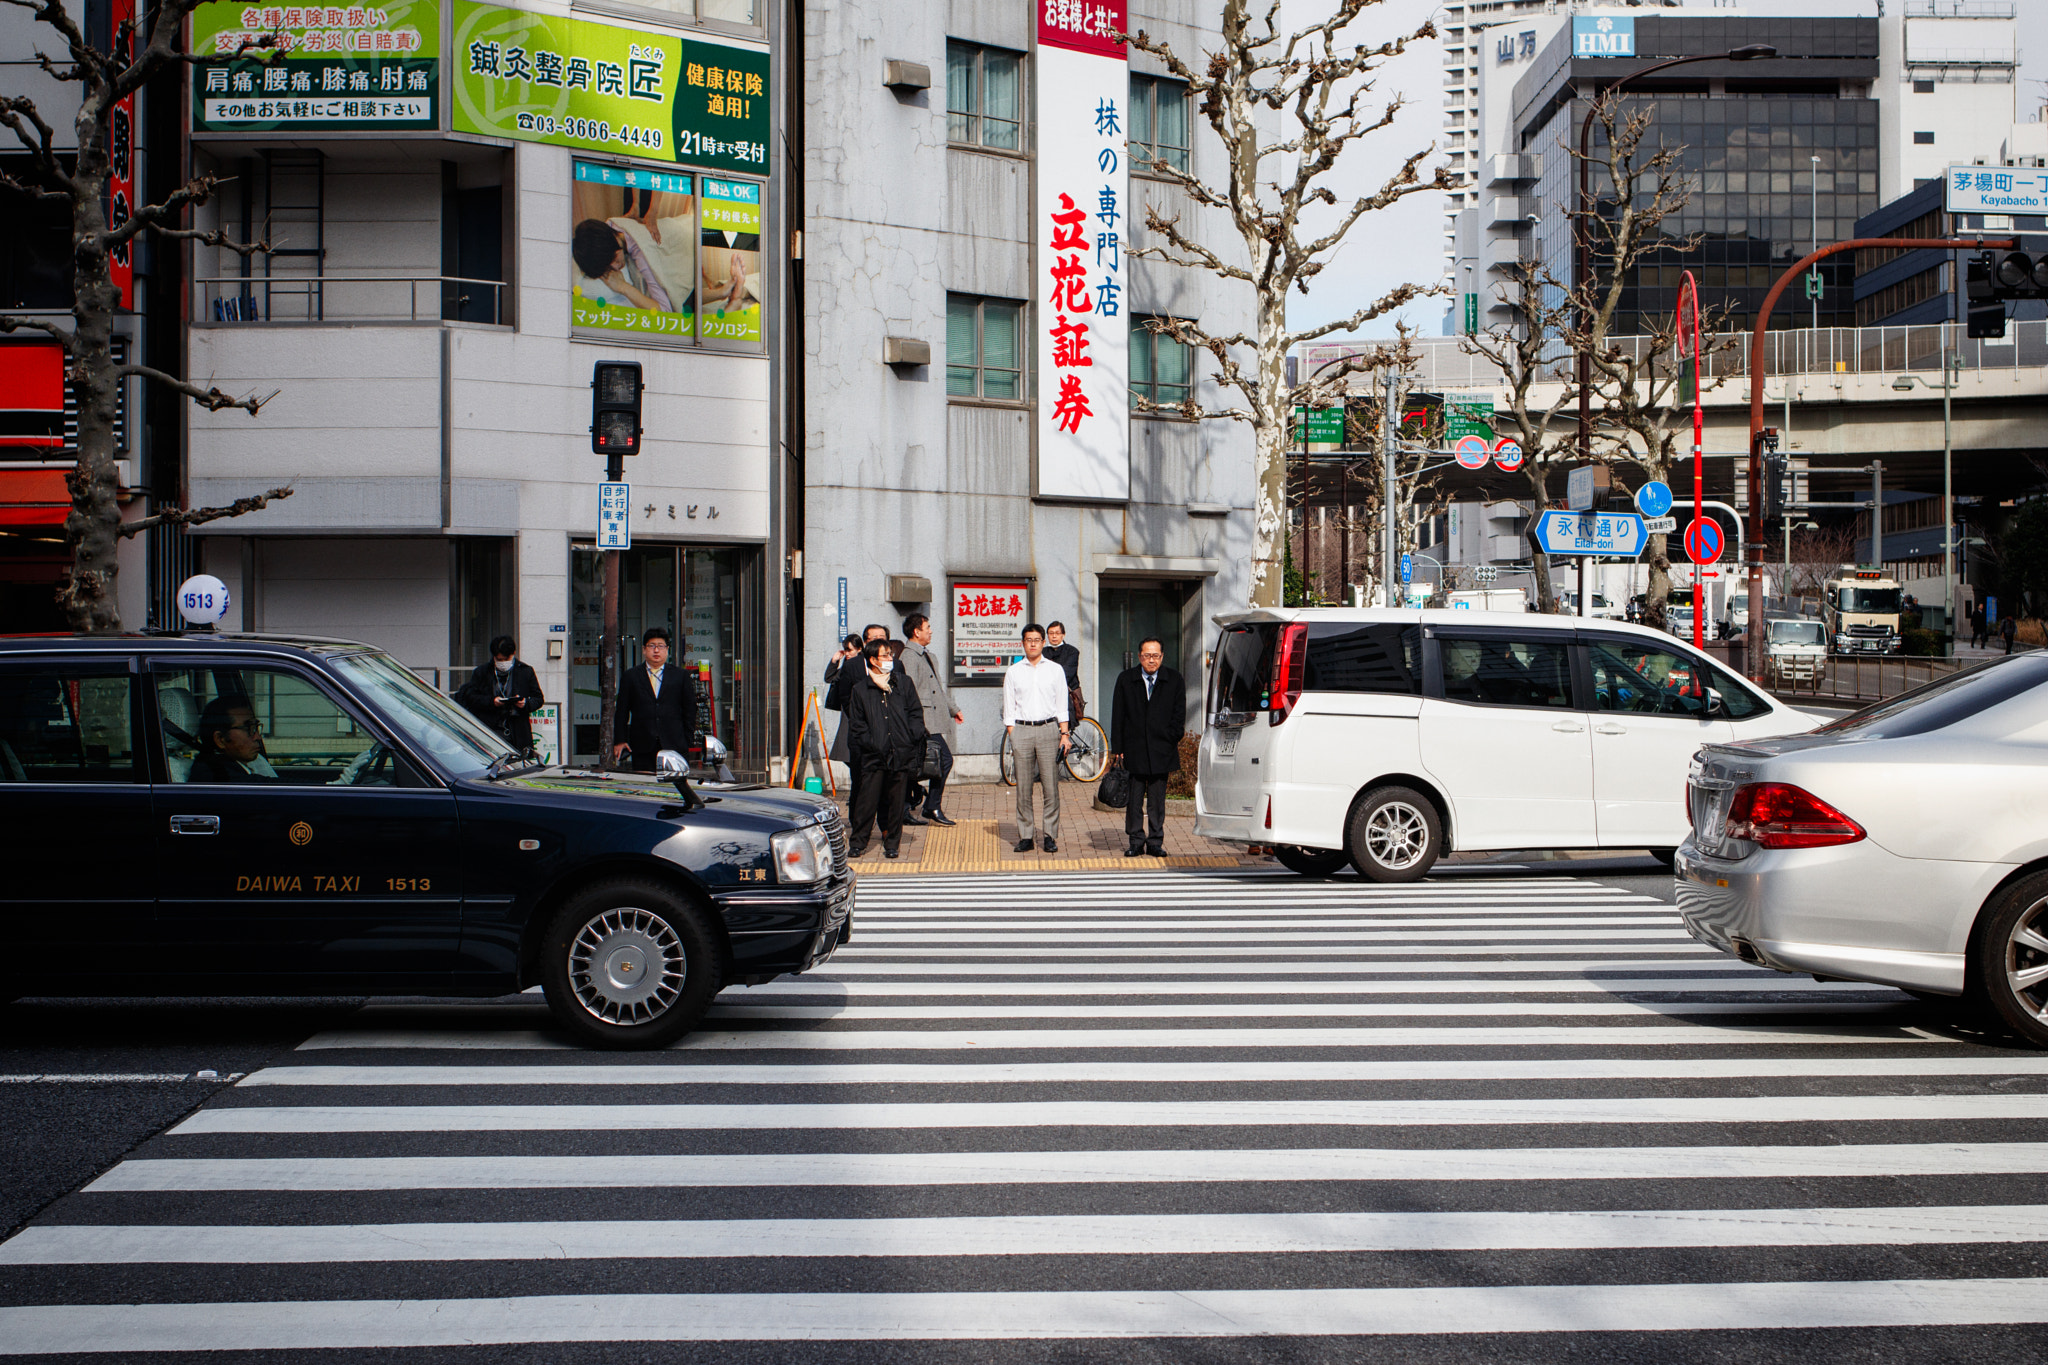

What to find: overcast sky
left=1272, top=0, right=2048, bottom=340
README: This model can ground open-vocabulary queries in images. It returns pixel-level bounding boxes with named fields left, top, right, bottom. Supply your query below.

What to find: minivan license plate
left=1214, top=730, right=1238, bottom=757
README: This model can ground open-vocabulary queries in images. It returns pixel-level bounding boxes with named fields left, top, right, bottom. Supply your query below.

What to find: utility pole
left=1382, top=368, right=1400, bottom=608
left=1871, top=459, right=1884, bottom=571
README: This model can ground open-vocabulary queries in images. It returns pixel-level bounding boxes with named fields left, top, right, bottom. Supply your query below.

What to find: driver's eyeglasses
left=227, top=719, right=262, bottom=735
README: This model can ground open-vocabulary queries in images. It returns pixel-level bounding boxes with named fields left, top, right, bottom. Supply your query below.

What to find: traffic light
left=1965, top=253, right=2006, bottom=340
left=590, top=361, right=643, bottom=457
left=1764, top=453, right=1786, bottom=522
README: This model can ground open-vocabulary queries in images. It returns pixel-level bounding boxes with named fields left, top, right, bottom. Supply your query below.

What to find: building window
left=1913, top=79, right=1935, bottom=93
left=946, top=294, right=1024, bottom=400
left=1129, top=73, right=1190, bottom=174
left=1913, top=131, right=1935, bottom=145
left=1132, top=319, right=1192, bottom=408
left=947, top=42, right=1023, bottom=152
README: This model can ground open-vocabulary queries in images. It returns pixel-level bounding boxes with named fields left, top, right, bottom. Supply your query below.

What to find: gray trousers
left=1012, top=722, right=1062, bottom=841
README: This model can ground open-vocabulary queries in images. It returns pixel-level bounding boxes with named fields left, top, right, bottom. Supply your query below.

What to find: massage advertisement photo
left=570, top=160, right=697, bottom=338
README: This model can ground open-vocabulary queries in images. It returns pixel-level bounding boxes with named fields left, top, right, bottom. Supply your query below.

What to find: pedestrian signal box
left=590, top=361, right=644, bottom=457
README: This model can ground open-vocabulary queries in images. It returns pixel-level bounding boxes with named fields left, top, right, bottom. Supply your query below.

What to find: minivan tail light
left=1268, top=623, right=1309, bottom=724
left=1723, top=782, right=1866, bottom=850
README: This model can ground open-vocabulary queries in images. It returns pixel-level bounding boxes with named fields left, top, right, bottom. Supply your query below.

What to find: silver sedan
left=1674, top=651, right=2048, bottom=1045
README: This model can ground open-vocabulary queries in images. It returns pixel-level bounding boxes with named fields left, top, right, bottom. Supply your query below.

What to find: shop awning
left=0, top=469, right=72, bottom=528
left=0, top=341, right=66, bottom=450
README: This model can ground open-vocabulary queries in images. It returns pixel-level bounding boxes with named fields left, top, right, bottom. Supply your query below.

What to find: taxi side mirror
left=655, top=749, right=703, bottom=810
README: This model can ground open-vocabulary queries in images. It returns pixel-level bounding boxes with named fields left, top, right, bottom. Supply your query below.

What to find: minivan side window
left=1211, top=623, right=1277, bottom=716
left=1305, top=623, right=1421, bottom=695
left=0, top=665, right=137, bottom=783
left=1439, top=636, right=1574, bottom=709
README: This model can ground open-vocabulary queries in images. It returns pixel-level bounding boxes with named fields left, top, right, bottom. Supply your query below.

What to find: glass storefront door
left=1097, top=580, right=1190, bottom=717
left=570, top=544, right=763, bottom=773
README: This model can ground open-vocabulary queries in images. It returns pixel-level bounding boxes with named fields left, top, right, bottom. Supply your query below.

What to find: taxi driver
left=194, top=696, right=281, bottom=783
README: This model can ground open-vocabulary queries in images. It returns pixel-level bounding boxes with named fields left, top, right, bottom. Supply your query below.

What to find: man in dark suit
left=613, top=627, right=697, bottom=772
left=455, top=634, right=546, bottom=753
left=1109, top=636, right=1186, bottom=857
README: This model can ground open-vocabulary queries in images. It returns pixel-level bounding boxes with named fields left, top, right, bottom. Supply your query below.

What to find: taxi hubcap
left=2006, top=895, right=2048, bottom=1023
left=1365, top=801, right=1428, bottom=870
left=568, top=907, right=686, bottom=1025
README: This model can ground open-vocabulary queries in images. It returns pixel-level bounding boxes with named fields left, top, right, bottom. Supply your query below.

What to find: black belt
left=1016, top=718, right=1059, bottom=726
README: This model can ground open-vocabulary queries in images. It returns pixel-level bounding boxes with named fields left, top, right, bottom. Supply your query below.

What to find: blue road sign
left=1400, top=554, right=1413, bottom=585
left=1532, top=510, right=1648, bottom=558
left=1685, top=517, right=1725, bottom=566
left=597, top=482, right=631, bottom=549
left=1454, top=436, right=1490, bottom=470
left=1635, top=480, right=1673, bottom=519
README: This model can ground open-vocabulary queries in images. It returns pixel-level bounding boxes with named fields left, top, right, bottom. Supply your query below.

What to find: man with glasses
left=1109, top=637, right=1184, bottom=857
left=192, top=697, right=282, bottom=782
left=1002, top=623, right=1069, bottom=853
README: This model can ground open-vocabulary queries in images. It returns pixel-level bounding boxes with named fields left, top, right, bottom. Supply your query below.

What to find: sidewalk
left=833, top=780, right=1262, bottom=873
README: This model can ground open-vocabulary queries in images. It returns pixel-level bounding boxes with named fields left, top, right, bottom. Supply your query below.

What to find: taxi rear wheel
left=1346, top=786, right=1440, bottom=883
left=540, top=879, right=722, bottom=1050
left=1972, top=871, right=2048, bottom=1049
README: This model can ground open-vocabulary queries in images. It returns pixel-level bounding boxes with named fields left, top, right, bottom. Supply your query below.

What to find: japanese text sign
left=1945, top=165, right=2048, bottom=215
left=453, top=1, right=768, bottom=177
left=1035, top=0, right=1129, bottom=503
left=598, top=481, right=631, bottom=548
left=190, top=0, right=438, bottom=132
left=950, top=579, right=1033, bottom=686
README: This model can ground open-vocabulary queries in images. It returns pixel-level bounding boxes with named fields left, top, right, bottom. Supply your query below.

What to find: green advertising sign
left=452, top=1, right=769, bottom=177
left=191, top=0, right=438, bottom=132
left=1462, top=292, right=1478, bottom=335
left=1445, top=396, right=1494, bottom=442
left=1293, top=405, right=1344, bottom=444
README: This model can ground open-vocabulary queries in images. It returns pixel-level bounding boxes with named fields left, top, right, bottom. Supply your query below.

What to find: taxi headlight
left=772, top=824, right=833, bottom=883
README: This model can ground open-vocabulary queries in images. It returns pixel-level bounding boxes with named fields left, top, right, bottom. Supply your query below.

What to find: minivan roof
left=1208, top=607, right=1713, bottom=649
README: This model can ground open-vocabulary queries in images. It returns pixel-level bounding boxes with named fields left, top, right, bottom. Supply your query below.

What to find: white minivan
left=1193, top=608, right=1816, bottom=880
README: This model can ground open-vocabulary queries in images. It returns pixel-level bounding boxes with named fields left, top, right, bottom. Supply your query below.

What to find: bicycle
left=999, top=715, right=1109, bottom=786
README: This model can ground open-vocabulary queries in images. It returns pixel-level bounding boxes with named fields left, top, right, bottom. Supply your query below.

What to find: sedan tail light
left=1724, top=782, right=1866, bottom=850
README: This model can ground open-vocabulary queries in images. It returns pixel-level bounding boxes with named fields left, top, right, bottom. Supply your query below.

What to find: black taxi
left=0, top=632, right=852, bottom=1048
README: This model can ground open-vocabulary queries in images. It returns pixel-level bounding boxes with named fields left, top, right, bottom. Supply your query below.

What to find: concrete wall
left=1877, top=7, right=2020, bottom=200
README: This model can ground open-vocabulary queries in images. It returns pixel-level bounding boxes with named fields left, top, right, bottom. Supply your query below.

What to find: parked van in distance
left=1194, top=608, right=1816, bottom=880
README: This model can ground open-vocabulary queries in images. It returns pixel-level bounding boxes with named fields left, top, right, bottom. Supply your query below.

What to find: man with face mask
left=456, top=635, right=547, bottom=753
left=843, top=637, right=928, bottom=858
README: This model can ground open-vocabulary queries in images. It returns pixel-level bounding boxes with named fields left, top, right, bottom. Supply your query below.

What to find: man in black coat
left=613, top=627, right=697, bottom=772
left=843, top=638, right=928, bottom=859
left=455, top=634, right=546, bottom=753
left=1109, top=637, right=1186, bottom=857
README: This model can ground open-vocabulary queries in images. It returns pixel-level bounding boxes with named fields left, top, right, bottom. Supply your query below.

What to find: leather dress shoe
left=1015, top=839, right=1034, bottom=852
left=901, top=812, right=928, bottom=826
left=1145, top=844, right=1165, bottom=857
left=926, top=810, right=957, bottom=827
left=1125, top=846, right=1145, bottom=857
left=1042, top=838, right=1058, bottom=853
left=884, top=846, right=900, bottom=859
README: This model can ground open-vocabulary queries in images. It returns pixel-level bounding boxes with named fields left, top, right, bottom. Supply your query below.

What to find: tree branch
left=119, top=363, right=275, bottom=413
left=0, top=315, right=73, bottom=346
left=116, top=486, right=295, bottom=539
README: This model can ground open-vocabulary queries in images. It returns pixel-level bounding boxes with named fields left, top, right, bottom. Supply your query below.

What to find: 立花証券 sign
left=950, top=580, right=1032, bottom=687
left=1034, top=0, right=1129, bottom=503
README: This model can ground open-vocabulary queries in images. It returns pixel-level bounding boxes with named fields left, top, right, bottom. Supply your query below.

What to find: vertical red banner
left=106, top=0, right=136, bottom=310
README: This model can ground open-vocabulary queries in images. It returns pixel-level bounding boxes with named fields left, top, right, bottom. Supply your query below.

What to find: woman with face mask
left=842, top=637, right=927, bottom=858
left=456, top=635, right=548, bottom=756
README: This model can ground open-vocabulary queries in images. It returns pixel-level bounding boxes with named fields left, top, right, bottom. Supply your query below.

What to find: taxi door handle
left=1594, top=722, right=1628, bottom=736
left=169, top=814, right=220, bottom=835
left=1551, top=720, right=1586, bottom=733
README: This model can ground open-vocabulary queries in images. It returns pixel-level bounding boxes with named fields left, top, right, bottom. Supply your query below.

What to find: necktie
left=649, top=666, right=661, bottom=697
left=1144, top=671, right=1155, bottom=699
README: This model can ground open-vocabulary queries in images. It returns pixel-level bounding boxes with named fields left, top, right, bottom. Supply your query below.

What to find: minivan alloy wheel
left=1365, top=801, right=1430, bottom=869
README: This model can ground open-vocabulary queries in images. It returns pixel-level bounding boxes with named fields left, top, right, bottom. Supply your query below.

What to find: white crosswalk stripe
left=7, top=865, right=2047, bottom=1358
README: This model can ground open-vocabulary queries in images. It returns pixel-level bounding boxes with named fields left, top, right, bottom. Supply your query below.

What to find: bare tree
left=1778, top=521, right=1858, bottom=602
left=1460, top=260, right=1580, bottom=612
left=1124, top=0, right=1448, bottom=607
left=1, top=0, right=288, bottom=631
left=1572, top=96, right=1736, bottom=629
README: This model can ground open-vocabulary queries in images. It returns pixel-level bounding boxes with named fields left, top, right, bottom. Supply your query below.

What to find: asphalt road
left=3, top=861, right=2046, bottom=1363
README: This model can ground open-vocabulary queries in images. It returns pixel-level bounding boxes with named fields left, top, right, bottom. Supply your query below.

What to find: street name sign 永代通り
left=1533, top=511, right=1647, bottom=558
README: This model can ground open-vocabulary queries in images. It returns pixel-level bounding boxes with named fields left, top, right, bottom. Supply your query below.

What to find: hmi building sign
left=1572, top=16, right=1634, bottom=58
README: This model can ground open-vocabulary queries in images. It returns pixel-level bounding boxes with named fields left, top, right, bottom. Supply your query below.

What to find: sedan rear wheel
left=1347, top=786, right=1441, bottom=883
left=540, top=879, right=722, bottom=1049
left=1973, top=871, right=2048, bottom=1048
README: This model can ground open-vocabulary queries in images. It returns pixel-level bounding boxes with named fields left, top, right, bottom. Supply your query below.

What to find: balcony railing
left=197, top=274, right=508, bottom=326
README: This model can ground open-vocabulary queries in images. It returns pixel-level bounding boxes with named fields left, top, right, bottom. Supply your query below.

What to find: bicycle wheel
left=1063, top=717, right=1109, bottom=783
left=999, top=729, right=1017, bottom=787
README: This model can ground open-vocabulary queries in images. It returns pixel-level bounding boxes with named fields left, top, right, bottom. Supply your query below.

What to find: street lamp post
left=1574, top=45, right=1777, bottom=473
left=1892, top=347, right=1964, bottom=632
left=1784, top=518, right=1818, bottom=581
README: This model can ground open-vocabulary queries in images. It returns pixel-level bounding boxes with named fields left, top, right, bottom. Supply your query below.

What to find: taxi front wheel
left=540, top=879, right=722, bottom=1050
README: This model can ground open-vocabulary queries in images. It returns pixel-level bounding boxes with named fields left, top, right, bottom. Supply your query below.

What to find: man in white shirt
left=1002, top=623, right=1070, bottom=852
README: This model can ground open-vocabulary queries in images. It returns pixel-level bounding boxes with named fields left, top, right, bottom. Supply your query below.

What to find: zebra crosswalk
left=4, top=865, right=2047, bottom=1359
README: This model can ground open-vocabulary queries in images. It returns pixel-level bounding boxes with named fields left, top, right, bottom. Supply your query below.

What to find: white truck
left=1765, top=617, right=1829, bottom=684
left=1822, top=568, right=1904, bottom=655
left=1447, top=588, right=1529, bottom=613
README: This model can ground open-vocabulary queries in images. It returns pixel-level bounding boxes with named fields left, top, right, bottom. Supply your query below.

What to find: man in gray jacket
left=899, top=612, right=964, bottom=827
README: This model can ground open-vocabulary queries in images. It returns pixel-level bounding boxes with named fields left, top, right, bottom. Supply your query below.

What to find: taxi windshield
left=328, top=650, right=514, bottom=777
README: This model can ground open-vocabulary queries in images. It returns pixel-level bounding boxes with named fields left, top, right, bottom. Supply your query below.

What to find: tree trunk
left=1250, top=290, right=1288, bottom=608
left=1526, top=469, right=1554, bottom=612
left=60, top=78, right=126, bottom=633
